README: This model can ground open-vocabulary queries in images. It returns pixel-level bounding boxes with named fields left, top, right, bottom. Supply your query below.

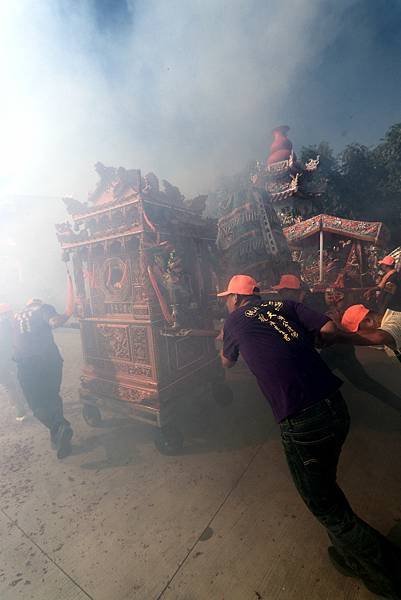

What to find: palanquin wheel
left=154, top=425, right=184, bottom=455
left=211, top=382, right=234, bottom=407
left=82, top=404, right=102, bottom=427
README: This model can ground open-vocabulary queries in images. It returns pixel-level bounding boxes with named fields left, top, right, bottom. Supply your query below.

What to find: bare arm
left=49, top=313, right=71, bottom=329
left=333, top=328, right=396, bottom=350
left=364, top=285, right=380, bottom=294
left=48, top=273, right=75, bottom=329
left=220, top=321, right=239, bottom=368
left=220, top=349, right=236, bottom=369
left=317, top=319, right=339, bottom=347
left=317, top=315, right=396, bottom=350
left=352, top=329, right=396, bottom=349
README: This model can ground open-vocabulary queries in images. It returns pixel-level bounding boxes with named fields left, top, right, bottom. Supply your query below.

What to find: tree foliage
left=301, top=123, right=401, bottom=245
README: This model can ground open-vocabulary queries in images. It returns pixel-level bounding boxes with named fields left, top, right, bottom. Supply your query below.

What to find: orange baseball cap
left=272, top=274, right=301, bottom=290
left=378, top=255, right=395, bottom=266
left=217, top=275, right=258, bottom=297
left=341, top=304, right=370, bottom=332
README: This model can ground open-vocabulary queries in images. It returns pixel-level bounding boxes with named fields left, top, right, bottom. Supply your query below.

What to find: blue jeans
left=17, top=354, right=70, bottom=440
left=280, top=392, right=401, bottom=597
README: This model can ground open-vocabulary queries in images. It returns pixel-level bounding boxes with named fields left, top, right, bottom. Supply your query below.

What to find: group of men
left=217, top=255, right=401, bottom=599
left=271, top=265, right=401, bottom=415
left=0, top=298, right=73, bottom=459
left=1, top=256, right=401, bottom=597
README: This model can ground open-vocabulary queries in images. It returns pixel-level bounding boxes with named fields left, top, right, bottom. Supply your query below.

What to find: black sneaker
left=56, top=425, right=73, bottom=459
left=361, top=579, right=396, bottom=599
left=327, top=546, right=358, bottom=578
left=328, top=546, right=399, bottom=598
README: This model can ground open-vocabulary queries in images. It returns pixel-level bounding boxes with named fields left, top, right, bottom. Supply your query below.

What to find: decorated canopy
left=283, top=214, right=389, bottom=247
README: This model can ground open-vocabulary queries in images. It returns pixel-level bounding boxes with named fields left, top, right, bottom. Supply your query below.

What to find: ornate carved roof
left=253, top=126, right=321, bottom=203
left=283, top=214, right=389, bottom=246
left=56, top=165, right=213, bottom=250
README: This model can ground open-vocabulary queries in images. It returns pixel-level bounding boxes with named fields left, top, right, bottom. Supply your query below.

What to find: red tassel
left=147, top=265, right=173, bottom=324
left=65, top=271, right=75, bottom=316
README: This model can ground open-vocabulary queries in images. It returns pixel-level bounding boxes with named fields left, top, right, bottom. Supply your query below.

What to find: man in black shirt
left=14, top=299, right=73, bottom=459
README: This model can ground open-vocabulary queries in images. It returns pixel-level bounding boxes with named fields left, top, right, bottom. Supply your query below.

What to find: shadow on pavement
left=69, top=376, right=276, bottom=470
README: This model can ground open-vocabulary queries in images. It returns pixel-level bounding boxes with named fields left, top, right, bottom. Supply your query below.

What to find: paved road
left=0, top=329, right=400, bottom=599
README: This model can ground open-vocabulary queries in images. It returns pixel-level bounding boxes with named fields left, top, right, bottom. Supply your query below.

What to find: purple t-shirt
left=223, top=300, right=342, bottom=422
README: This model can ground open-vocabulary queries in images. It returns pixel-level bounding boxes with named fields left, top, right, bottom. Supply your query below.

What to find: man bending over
left=218, top=274, right=401, bottom=599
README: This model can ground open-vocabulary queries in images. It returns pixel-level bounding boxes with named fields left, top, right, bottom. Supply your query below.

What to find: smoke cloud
left=1, top=0, right=400, bottom=305
left=1, top=0, right=361, bottom=200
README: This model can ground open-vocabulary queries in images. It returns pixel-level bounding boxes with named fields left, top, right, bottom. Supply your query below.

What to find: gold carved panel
left=96, top=324, right=131, bottom=361
left=130, top=326, right=149, bottom=363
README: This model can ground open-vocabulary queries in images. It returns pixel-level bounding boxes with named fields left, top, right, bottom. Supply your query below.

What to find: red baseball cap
left=341, top=304, right=370, bottom=332
left=0, top=303, right=12, bottom=315
left=272, top=274, right=301, bottom=290
left=217, top=275, right=258, bottom=297
left=378, top=255, right=395, bottom=267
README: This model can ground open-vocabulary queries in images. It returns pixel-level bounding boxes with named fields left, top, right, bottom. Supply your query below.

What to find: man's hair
left=235, top=288, right=261, bottom=304
left=26, top=298, right=43, bottom=307
left=278, top=288, right=303, bottom=301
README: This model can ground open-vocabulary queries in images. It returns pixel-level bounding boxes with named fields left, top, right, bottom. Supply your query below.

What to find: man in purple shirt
left=218, top=274, right=401, bottom=599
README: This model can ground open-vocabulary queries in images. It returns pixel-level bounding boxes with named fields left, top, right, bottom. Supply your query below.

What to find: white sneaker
left=15, top=415, right=27, bottom=422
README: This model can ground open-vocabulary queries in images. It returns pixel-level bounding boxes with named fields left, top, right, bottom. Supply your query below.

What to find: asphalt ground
left=0, top=328, right=400, bottom=600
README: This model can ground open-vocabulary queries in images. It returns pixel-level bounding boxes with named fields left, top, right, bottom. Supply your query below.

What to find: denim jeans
left=17, top=354, right=70, bottom=440
left=280, top=392, right=401, bottom=598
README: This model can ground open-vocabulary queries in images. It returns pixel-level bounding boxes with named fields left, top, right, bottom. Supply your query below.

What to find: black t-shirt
left=14, top=304, right=61, bottom=361
left=223, top=300, right=342, bottom=422
left=382, top=271, right=401, bottom=311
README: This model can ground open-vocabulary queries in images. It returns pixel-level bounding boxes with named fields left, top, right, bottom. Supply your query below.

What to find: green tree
left=300, top=142, right=348, bottom=217
left=301, top=124, right=401, bottom=245
left=338, top=143, right=381, bottom=219
left=372, top=124, right=401, bottom=241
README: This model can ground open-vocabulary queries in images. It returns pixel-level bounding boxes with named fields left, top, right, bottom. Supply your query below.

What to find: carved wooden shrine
left=57, top=165, right=229, bottom=452
left=215, top=126, right=321, bottom=290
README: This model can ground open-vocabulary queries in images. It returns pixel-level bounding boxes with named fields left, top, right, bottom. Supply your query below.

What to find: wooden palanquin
left=57, top=166, right=227, bottom=451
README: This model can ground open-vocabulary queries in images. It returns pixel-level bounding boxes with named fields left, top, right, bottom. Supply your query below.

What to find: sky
left=0, top=0, right=400, bottom=307
left=1, top=0, right=401, bottom=202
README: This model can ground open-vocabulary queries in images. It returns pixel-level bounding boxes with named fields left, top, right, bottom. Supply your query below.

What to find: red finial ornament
left=267, top=125, right=295, bottom=166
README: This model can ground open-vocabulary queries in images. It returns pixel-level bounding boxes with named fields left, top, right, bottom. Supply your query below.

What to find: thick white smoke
left=0, top=0, right=357, bottom=199
left=5, top=0, right=390, bottom=307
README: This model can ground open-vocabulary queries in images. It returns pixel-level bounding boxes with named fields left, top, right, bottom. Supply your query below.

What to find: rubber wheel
left=212, top=382, right=234, bottom=407
left=154, top=426, right=184, bottom=455
left=82, top=404, right=102, bottom=427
